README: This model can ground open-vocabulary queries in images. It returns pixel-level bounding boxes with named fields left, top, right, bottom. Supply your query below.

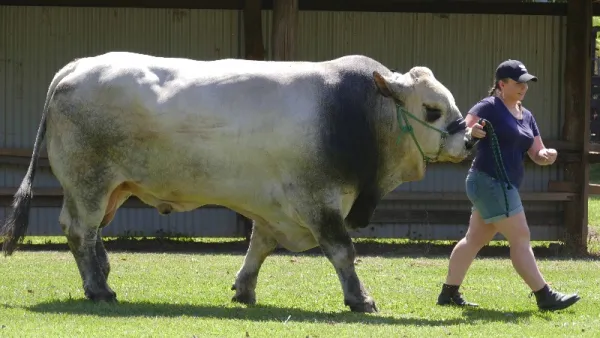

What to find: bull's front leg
left=231, top=220, right=278, bottom=305
left=315, top=208, right=378, bottom=313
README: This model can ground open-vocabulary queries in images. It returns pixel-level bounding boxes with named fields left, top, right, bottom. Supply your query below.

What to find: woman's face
left=499, top=78, right=528, bottom=102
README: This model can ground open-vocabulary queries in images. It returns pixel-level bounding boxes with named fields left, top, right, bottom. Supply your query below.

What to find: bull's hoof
left=85, top=289, right=117, bottom=303
left=346, top=298, right=378, bottom=313
left=231, top=291, right=256, bottom=305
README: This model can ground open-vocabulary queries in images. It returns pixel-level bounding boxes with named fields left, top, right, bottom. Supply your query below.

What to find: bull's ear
left=373, top=71, right=393, bottom=97
left=373, top=71, right=413, bottom=100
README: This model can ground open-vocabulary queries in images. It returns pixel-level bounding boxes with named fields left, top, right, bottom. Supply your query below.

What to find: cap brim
left=517, top=73, right=537, bottom=83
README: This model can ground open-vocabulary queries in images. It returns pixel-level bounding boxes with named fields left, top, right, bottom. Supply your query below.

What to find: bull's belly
left=109, top=146, right=306, bottom=210
left=120, top=169, right=321, bottom=252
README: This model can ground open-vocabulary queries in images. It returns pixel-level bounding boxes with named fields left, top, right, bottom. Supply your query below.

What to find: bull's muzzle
left=447, top=118, right=466, bottom=136
left=445, top=117, right=479, bottom=151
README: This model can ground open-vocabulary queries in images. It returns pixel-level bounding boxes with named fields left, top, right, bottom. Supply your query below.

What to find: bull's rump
left=45, top=52, right=378, bottom=215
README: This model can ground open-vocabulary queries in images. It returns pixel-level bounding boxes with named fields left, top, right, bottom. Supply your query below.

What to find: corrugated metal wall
left=0, top=6, right=566, bottom=239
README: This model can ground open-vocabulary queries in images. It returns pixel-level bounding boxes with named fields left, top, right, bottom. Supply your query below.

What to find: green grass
left=0, top=251, right=598, bottom=337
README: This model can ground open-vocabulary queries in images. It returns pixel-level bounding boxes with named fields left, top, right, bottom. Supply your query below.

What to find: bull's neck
left=377, top=131, right=427, bottom=196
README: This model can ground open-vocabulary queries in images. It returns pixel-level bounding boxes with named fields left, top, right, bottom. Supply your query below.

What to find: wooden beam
left=0, top=148, right=46, bottom=158
left=0, top=188, right=229, bottom=209
left=548, top=180, right=600, bottom=196
left=561, top=0, right=592, bottom=254
left=590, top=184, right=600, bottom=196
left=0, top=139, right=591, bottom=167
left=0, top=187, right=575, bottom=203
left=383, top=191, right=574, bottom=202
left=243, top=0, right=265, bottom=60
left=0, top=188, right=565, bottom=231
left=371, top=209, right=563, bottom=226
left=3, top=0, right=600, bottom=16
left=271, top=0, right=298, bottom=61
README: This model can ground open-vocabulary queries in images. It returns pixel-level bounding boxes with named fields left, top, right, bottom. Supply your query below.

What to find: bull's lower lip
left=437, top=155, right=468, bottom=163
left=449, top=157, right=466, bottom=163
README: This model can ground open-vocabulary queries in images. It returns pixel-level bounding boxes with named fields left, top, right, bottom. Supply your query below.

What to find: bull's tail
left=0, top=60, right=78, bottom=256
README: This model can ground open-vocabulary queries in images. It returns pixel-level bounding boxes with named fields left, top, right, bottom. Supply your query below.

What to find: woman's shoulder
left=477, top=96, right=496, bottom=106
left=468, top=96, right=496, bottom=115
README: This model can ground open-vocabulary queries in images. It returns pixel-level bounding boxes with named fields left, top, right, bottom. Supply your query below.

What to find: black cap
left=495, top=59, right=538, bottom=83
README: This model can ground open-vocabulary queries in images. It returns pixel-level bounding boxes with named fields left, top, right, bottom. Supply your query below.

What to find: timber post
left=272, top=0, right=298, bottom=61
left=562, top=0, right=592, bottom=254
left=243, top=0, right=264, bottom=60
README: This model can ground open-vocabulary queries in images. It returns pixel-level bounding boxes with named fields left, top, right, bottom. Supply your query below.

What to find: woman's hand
left=537, top=148, right=558, bottom=165
left=469, top=123, right=487, bottom=139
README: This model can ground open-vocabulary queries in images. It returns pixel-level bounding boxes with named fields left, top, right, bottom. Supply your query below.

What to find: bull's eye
left=424, top=105, right=442, bottom=123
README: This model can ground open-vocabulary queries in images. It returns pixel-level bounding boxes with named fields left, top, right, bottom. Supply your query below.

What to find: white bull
left=0, top=52, right=475, bottom=312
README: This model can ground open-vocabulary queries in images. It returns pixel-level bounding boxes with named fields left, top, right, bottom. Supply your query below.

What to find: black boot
left=532, top=284, right=581, bottom=311
left=437, top=283, right=478, bottom=307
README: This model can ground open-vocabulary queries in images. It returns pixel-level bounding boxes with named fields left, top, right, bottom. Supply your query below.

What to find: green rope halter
left=395, top=104, right=449, bottom=163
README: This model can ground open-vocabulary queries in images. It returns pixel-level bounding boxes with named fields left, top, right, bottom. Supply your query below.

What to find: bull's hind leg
left=59, top=191, right=116, bottom=302
left=96, top=229, right=110, bottom=279
left=313, top=208, right=378, bottom=313
left=95, top=188, right=131, bottom=279
left=231, top=220, right=278, bottom=305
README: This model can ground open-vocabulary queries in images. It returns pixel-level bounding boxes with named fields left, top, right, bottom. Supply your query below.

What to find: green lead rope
left=478, top=118, right=512, bottom=217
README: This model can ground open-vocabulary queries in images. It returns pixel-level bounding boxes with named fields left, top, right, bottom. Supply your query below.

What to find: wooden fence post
left=272, top=0, right=298, bottom=61
left=562, top=0, right=592, bottom=254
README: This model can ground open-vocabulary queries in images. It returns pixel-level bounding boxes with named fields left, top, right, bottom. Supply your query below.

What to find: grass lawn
left=0, top=232, right=598, bottom=337
left=0, top=166, right=598, bottom=337
left=0, top=250, right=598, bottom=337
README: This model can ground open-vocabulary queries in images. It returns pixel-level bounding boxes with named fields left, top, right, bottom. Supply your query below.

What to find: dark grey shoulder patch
left=317, top=67, right=383, bottom=192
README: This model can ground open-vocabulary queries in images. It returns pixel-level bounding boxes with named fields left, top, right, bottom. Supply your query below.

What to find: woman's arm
left=527, top=135, right=557, bottom=166
left=526, top=112, right=557, bottom=166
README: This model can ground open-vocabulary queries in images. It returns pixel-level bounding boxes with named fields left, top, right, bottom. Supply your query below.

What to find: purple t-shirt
left=468, top=96, right=539, bottom=188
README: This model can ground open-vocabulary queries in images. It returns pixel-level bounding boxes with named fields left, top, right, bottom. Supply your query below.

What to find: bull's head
left=373, top=67, right=474, bottom=163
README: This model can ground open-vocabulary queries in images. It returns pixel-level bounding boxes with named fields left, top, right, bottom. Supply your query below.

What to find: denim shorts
left=465, top=169, right=524, bottom=224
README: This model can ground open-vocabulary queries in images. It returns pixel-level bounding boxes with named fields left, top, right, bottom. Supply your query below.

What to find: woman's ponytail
left=488, top=81, right=499, bottom=96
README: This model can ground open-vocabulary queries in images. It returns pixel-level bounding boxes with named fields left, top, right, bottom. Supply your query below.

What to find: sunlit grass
left=0, top=250, right=598, bottom=337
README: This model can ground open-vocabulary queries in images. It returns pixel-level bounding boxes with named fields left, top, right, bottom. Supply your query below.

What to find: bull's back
left=46, top=52, right=352, bottom=199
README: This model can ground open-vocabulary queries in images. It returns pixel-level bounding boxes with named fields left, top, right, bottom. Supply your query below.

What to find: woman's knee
left=493, top=211, right=531, bottom=245
left=463, top=211, right=496, bottom=249
left=462, top=234, right=489, bottom=252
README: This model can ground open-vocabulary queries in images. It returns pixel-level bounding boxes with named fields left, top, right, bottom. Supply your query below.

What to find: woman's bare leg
left=492, top=211, right=545, bottom=290
left=438, top=210, right=497, bottom=306
left=445, top=210, right=497, bottom=285
left=492, top=211, right=581, bottom=311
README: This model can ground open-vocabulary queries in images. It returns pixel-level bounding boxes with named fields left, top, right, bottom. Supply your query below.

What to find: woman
left=436, top=59, right=581, bottom=311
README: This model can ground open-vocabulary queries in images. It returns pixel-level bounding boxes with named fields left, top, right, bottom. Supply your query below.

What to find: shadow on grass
left=9, top=237, right=600, bottom=260
left=18, top=299, right=545, bottom=326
